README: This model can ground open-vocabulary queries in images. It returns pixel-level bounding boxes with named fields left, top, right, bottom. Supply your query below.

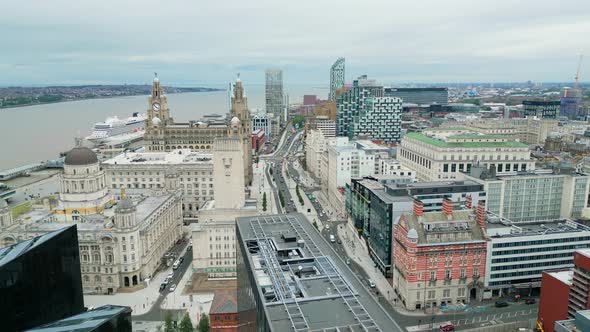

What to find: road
left=259, top=126, right=539, bottom=331
left=134, top=239, right=193, bottom=321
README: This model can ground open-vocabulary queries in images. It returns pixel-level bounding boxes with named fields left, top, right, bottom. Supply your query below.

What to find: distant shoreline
left=0, top=88, right=225, bottom=110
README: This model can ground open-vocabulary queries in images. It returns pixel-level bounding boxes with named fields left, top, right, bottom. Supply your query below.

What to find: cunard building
left=144, top=75, right=253, bottom=184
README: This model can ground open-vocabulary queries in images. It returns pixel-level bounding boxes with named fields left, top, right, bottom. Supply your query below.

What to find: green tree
left=262, top=192, right=267, bottom=211
left=197, top=313, right=210, bottom=332
left=279, top=190, right=285, bottom=208
left=179, top=313, right=194, bottom=332
left=164, top=313, right=175, bottom=332
left=292, top=114, right=305, bottom=129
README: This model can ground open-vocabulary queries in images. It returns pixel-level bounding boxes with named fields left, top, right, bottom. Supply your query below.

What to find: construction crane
left=574, top=54, right=584, bottom=95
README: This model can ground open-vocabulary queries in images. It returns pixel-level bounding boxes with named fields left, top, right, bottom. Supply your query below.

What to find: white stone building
left=1, top=147, right=183, bottom=294
left=314, top=115, right=336, bottom=138
left=379, top=159, right=416, bottom=181
left=398, top=129, right=534, bottom=181
left=53, top=146, right=115, bottom=221
left=102, top=149, right=213, bottom=217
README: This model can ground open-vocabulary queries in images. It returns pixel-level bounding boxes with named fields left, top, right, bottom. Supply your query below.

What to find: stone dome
left=0, top=199, right=7, bottom=209
left=154, top=77, right=160, bottom=83
left=230, top=116, right=240, bottom=125
left=115, top=198, right=135, bottom=213
left=64, top=147, right=98, bottom=166
left=407, top=228, right=419, bottom=239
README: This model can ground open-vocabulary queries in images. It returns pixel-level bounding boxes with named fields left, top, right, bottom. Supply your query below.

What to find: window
left=460, top=269, right=466, bottom=278
left=428, top=290, right=435, bottom=299
left=430, top=271, right=436, bottom=280
left=445, top=270, right=451, bottom=279
left=443, top=289, right=451, bottom=298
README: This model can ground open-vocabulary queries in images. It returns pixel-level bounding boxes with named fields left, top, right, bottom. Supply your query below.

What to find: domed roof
left=0, top=199, right=8, bottom=209
left=154, top=77, right=160, bottom=83
left=407, top=228, right=419, bottom=239
left=115, top=198, right=135, bottom=213
left=230, top=116, right=240, bottom=125
left=64, top=147, right=98, bottom=166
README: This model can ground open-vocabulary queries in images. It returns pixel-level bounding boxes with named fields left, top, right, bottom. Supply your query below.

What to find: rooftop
left=404, top=132, right=528, bottom=148
left=402, top=210, right=486, bottom=246
left=209, top=290, right=237, bottom=315
left=484, top=213, right=590, bottom=238
left=236, top=214, right=401, bottom=332
left=25, top=305, right=131, bottom=331
left=103, top=149, right=212, bottom=165
left=547, top=270, right=573, bottom=286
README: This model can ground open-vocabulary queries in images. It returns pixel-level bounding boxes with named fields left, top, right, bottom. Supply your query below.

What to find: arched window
left=83, top=275, right=90, bottom=282
left=82, top=254, right=89, bottom=262
left=94, top=254, right=100, bottom=262
left=107, top=276, right=113, bottom=283
left=95, top=275, right=101, bottom=283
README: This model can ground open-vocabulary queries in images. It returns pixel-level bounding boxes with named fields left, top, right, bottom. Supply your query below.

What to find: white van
left=172, top=260, right=180, bottom=270
left=330, top=234, right=335, bottom=243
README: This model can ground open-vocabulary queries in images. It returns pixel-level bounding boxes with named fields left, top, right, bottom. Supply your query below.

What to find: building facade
left=265, top=69, right=284, bottom=123
left=329, top=57, right=345, bottom=101
left=348, top=178, right=485, bottom=276
left=484, top=216, right=590, bottom=295
left=210, top=290, right=238, bottom=332
left=356, top=96, right=403, bottom=143
left=523, top=100, right=560, bottom=119
left=539, top=270, right=573, bottom=332
left=251, top=112, right=271, bottom=139
left=384, top=87, right=448, bottom=105
left=379, top=158, right=415, bottom=180
left=143, top=75, right=252, bottom=185
left=0, top=226, right=84, bottom=332
left=336, top=75, right=383, bottom=138
left=393, top=200, right=487, bottom=310
left=399, top=129, right=533, bottom=181
left=313, top=115, right=336, bottom=137
left=252, top=128, right=266, bottom=153
left=103, top=149, right=213, bottom=217
left=463, top=167, right=589, bottom=222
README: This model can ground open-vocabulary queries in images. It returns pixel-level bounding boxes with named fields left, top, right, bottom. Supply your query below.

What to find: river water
left=0, top=84, right=326, bottom=170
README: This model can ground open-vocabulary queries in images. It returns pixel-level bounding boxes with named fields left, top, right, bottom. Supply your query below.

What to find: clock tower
left=147, top=73, right=171, bottom=126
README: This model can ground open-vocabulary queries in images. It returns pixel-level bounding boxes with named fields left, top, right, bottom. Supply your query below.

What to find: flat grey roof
left=236, top=213, right=402, bottom=332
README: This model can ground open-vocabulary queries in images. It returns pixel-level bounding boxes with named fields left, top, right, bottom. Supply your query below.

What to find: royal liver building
left=143, top=75, right=253, bottom=185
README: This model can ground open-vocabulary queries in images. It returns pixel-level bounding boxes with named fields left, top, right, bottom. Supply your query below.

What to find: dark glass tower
left=0, top=225, right=84, bottom=331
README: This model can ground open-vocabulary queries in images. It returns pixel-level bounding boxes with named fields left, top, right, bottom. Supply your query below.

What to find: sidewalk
left=160, top=267, right=214, bottom=325
left=336, top=220, right=433, bottom=318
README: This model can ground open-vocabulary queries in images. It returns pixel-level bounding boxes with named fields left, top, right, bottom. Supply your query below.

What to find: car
left=163, top=277, right=171, bottom=284
left=325, top=224, right=330, bottom=230
left=495, top=300, right=509, bottom=307
left=337, top=239, right=342, bottom=244
left=179, top=257, right=184, bottom=264
left=159, top=283, right=167, bottom=291
left=525, top=298, right=536, bottom=305
left=169, top=284, right=176, bottom=292
left=368, top=279, right=376, bottom=288
left=330, top=234, right=335, bottom=243
left=346, top=258, right=351, bottom=265
left=168, top=272, right=174, bottom=279
left=439, top=323, right=455, bottom=331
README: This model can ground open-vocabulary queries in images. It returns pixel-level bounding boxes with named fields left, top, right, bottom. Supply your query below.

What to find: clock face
left=152, top=103, right=161, bottom=111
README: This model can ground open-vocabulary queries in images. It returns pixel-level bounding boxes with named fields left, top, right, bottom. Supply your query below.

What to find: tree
left=179, top=313, right=194, bottom=332
left=279, top=190, right=285, bottom=208
left=269, top=167, right=273, bottom=175
left=197, top=313, right=210, bottom=332
left=262, top=192, right=267, bottom=211
left=164, top=313, right=175, bottom=332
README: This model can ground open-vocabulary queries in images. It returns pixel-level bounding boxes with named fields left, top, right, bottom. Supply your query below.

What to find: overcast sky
left=2, top=0, right=589, bottom=86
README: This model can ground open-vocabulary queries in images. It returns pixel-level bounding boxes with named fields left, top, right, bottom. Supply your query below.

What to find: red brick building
left=251, top=129, right=265, bottom=153
left=209, top=290, right=238, bottom=332
left=538, top=270, right=572, bottom=332
left=393, top=199, right=487, bottom=310
left=538, top=249, right=590, bottom=331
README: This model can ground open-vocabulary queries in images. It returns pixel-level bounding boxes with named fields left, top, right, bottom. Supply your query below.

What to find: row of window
left=491, top=259, right=572, bottom=271
left=492, top=237, right=590, bottom=248
left=493, top=244, right=590, bottom=256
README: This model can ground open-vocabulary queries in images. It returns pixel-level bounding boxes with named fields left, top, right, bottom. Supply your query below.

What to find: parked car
left=525, top=298, right=536, bottom=305
left=495, top=300, right=509, bottom=308
left=179, top=257, right=184, bottom=264
left=337, top=239, right=342, bottom=244
left=159, top=283, right=167, bottom=291
left=439, top=323, right=455, bottom=331
left=368, top=279, right=376, bottom=288
left=330, top=234, right=335, bottom=243
left=169, top=284, right=176, bottom=292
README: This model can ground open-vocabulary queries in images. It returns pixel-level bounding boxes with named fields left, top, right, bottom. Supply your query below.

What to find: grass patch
left=11, top=202, right=32, bottom=219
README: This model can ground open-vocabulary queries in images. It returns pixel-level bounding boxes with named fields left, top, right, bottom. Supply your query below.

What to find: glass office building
left=0, top=225, right=84, bottom=332
left=26, top=305, right=132, bottom=332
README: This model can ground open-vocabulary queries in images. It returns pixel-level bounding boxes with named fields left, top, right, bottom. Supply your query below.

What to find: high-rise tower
left=329, top=58, right=345, bottom=101
left=265, top=69, right=284, bottom=123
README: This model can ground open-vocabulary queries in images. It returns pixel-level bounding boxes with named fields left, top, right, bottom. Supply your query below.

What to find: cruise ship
left=86, top=113, right=146, bottom=143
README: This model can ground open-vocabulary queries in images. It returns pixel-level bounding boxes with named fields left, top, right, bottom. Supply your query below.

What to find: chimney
left=413, top=200, right=424, bottom=220
left=465, top=194, right=472, bottom=209
left=442, top=198, right=453, bottom=219
left=476, top=201, right=486, bottom=229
